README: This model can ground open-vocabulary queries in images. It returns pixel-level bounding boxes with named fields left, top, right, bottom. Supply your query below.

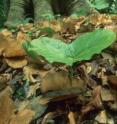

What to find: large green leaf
left=23, top=29, right=116, bottom=66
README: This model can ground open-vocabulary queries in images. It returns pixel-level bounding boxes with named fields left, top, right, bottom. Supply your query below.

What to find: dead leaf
left=27, top=83, right=40, bottom=98
left=4, top=58, right=27, bottom=69
left=17, top=31, right=26, bottom=41
left=0, top=87, right=16, bottom=124
left=81, top=86, right=103, bottom=118
left=1, top=29, right=12, bottom=37
left=68, top=112, right=76, bottom=124
left=101, top=88, right=114, bottom=102
left=9, top=109, right=35, bottom=124
left=40, top=70, right=85, bottom=93
left=95, top=110, right=107, bottom=124
left=108, top=75, right=117, bottom=89
left=0, top=74, right=11, bottom=91
left=0, top=33, right=26, bottom=57
left=23, top=66, right=41, bottom=83
left=3, top=41, right=26, bottom=57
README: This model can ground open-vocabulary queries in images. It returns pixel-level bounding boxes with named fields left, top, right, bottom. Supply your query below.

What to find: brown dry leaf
left=104, top=25, right=117, bottom=34
left=0, top=87, right=16, bottom=124
left=3, top=40, right=26, bottom=57
left=39, top=69, right=50, bottom=78
left=9, top=109, right=35, bottom=124
left=17, top=31, right=27, bottom=41
left=27, top=83, right=40, bottom=98
left=23, top=66, right=41, bottom=83
left=4, top=58, right=27, bottom=69
left=0, top=32, right=26, bottom=57
left=0, top=33, right=8, bottom=56
left=1, top=29, right=12, bottom=37
left=101, top=88, right=115, bottom=102
left=95, top=110, right=107, bottom=124
left=81, top=86, right=102, bottom=118
left=37, top=20, right=61, bottom=32
left=89, top=14, right=112, bottom=26
left=19, top=23, right=34, bottom=33
left=108, top=75, right=117, bottom=89
left=0, top=74, right=11, bottom=91
left=40, top=70, right=85, bottom=93
left=68, top=112, right=76, bottom=124
left=41, top=112, right=56, bottom=124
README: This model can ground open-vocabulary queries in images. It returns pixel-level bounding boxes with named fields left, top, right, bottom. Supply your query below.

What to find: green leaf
left=23, top=37, right=73, bottom=65
left=68, top=29, right=116, bottom=62
left=91, top=0, right=109, bottom=10
left=23, top=29, right=116, bottom=66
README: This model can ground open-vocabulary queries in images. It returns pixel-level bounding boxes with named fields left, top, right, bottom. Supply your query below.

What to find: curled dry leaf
left=4, top=58, right=27, bottom=69
left=41, top=112, right=56, bottom=124
left=27, top=83, right=40, bottom=98
left=0, top=32, right=26, bottom=58
left=23, top=66, right=41, bottom=83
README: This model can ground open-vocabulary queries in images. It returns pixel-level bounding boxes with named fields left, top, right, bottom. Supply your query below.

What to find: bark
left=4, top=0, right=93, bottom=27
left=33, top=0, right=55, bottom=22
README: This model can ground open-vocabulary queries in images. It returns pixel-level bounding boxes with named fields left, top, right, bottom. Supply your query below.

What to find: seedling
left=23, top=29, right=116, bottom=77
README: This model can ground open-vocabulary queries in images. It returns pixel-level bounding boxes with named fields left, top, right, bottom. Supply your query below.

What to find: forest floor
left=0, top=14, right=117, bottom=124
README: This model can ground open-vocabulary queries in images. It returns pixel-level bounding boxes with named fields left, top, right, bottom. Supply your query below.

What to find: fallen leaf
left=108, top=75, right=117, bottom=89
left=1, top=29, right=12, bottom=37
left=0, top=74, right=11, bottom=91
left=4, top=58, right=27, bottom=69
left=101, top=88, right=114, bottom=102
left=17, top=31, right=26, bottom=41
left=0, top=33, right=26, bottom=57
left=40, top=70, right=85, bottom=93
left=0, top=87, right=16, bottom=124
left=95, top=110, right=107, bottom=124
left=23, top=66, right=41, bottom=83
left=81, top=86, right=103, bottom=118
left=68, top=112, right=76, bottom=124
left=9, top=109, right=35, bottom=124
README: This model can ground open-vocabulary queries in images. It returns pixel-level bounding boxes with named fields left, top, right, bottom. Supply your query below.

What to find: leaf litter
left=0, top=14, right=117, bottom=124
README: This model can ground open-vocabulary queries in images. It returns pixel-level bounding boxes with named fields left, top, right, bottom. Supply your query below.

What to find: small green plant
left=23, top=29, right=116, bottom=66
